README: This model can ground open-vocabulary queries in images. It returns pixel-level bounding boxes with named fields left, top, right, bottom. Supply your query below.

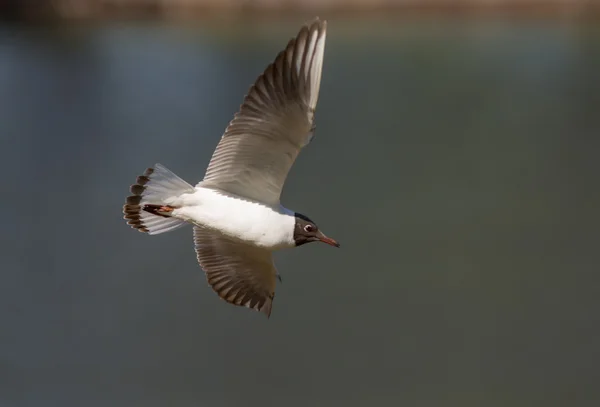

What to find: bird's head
left=293, top=213, right=340, bottom=248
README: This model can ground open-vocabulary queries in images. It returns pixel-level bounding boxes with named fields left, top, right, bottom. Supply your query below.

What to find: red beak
left=317, top=231, right=340, bottom=248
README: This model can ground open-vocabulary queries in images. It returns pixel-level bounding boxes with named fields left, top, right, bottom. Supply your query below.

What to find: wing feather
left=199, top=18, right=327, bottom=205
left=193, top=227, right=278, bottom=317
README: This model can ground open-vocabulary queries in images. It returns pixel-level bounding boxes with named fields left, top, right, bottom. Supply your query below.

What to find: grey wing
left=198, top=18, right=327, bottom=205
left=193, top=227, right=278, bottom=317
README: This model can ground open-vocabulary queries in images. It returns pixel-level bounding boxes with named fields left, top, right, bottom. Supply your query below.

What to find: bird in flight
left=123, top=18, right=338, bottom=317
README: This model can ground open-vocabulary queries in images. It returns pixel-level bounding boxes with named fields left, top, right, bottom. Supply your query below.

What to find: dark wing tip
left=210, top=277, right=274, bottom=318
left=261, top=299, right=273, bottom=318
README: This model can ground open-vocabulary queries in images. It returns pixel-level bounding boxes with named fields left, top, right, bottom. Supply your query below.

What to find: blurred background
left=1, top=1, right=600, bottom=406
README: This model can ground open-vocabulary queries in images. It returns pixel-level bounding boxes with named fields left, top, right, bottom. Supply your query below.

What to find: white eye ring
left=304, top=225, right=314, bottom=233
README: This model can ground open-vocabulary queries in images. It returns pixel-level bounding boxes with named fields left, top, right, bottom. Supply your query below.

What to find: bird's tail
left=123, top=163, right=195, bottom=235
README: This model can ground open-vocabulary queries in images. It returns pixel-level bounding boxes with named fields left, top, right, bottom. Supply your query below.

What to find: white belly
left=173, top=187, right=295, bottom=250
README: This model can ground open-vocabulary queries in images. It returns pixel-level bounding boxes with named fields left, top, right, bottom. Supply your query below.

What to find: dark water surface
left=1, top=17, right=599, bottom=406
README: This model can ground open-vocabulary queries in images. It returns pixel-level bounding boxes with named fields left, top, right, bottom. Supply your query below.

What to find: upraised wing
left=199, top=18, right=327, bottom=205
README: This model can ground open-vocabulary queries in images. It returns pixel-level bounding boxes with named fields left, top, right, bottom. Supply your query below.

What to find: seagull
left=122, top=18, right=338, bottom=318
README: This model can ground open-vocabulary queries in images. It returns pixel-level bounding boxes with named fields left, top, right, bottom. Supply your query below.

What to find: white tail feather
left=123, top=164, right=195, bottom=235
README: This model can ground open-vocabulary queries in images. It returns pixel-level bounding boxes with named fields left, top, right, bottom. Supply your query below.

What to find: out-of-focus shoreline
left=1, top=1, right=599, bottom=22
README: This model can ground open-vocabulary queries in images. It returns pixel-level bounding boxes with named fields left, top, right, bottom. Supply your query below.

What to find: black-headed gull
left=123, top=18, right=338, bottom=317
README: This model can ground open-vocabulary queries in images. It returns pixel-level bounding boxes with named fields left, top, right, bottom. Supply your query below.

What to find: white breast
left=172, top=187, right=296, bottom=250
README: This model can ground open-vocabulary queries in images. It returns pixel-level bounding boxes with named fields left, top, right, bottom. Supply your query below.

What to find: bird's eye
left=304, top=224, right=314, bottom=233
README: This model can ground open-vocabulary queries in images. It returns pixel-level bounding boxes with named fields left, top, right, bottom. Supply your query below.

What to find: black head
left=293, top=213, right=340, bottom=248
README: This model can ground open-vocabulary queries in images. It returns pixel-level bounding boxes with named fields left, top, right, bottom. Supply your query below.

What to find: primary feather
left=199, top=18, right=327, bottom=206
